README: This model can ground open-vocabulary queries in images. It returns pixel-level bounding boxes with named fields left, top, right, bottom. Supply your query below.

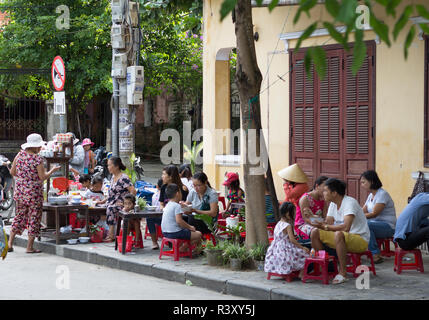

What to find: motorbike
left=0, top=154, right=15, bottom=223
left=92, top=146, right=144, bottom=182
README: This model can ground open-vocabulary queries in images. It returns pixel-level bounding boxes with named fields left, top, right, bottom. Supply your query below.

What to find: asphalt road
left=0, top=246, right=245, bottom=300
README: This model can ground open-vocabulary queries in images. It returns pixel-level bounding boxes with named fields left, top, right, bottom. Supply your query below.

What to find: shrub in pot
left=204, top=240, right=224, bottom=266
left=249, top=243, right=269, bottom=271
left=89, top=224, right=103, bottom=243
left=223, top=242, right=250, bottom=271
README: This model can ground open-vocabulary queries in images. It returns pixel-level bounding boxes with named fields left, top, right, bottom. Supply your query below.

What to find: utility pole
left=110, top=0, right=143, bottom=168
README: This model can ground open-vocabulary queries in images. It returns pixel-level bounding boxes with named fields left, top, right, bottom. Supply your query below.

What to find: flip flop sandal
left=374, top=257, right=384, bottom=264
left=7, top=247, right=13, bottom=252
left=26, top=249, right=42, bottom=254
left=151, top=245, right=159, bottom=250
left=332, top=274, right=348, bottom=285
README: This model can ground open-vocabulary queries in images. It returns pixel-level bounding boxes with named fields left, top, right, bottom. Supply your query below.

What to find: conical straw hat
left=277, top=163, right=308, bottom=183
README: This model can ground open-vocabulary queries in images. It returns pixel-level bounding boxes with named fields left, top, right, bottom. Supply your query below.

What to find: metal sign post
left=51, top=56, right=66, bottom=133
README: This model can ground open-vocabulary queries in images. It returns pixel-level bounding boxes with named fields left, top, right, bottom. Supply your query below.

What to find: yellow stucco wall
left=203, top=0, right=428, bottom=214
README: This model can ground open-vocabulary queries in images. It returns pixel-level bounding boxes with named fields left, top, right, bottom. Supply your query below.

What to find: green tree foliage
left=220, top=0, right=429, bottom=78
left=138, top=0, right=202, bottom=101
left=0, top=0, right=112, bottom=108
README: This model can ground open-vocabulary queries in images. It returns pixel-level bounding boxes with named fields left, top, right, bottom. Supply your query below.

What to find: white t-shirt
left=161, top=201, right=184, bottom=233
left=327, top=196, right=371, bottom=243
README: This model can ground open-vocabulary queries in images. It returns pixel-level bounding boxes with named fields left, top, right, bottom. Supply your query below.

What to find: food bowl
left=66, top=239, right=78, bottom=245
left=78, top=237, right=90, bottom=244
left=145, top=205, right=157, bottom=211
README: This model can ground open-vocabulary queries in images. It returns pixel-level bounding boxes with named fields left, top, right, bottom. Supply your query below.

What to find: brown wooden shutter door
left=343, top=43, right=375, bottom=205
left=290, top=42, right=375, bottom=204
left=291, top=53, right=316, bottom=186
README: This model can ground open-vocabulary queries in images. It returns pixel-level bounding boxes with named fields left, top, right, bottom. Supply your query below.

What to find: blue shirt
left=394, top=192, right=429, bottom=241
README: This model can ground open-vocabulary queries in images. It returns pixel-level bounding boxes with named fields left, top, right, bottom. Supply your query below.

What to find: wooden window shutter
left=425, top=36, right=429, bottom=167
left=345, top=54, right=371, bottom=155
left=292, top=59, right=315, bottom=153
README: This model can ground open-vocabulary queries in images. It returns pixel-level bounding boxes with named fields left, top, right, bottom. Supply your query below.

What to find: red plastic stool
left=267, top=271, right=300, bottom=282
left=144, top=224, right=163, bottom=239
left=394, top=248, right=424, bottom=274
left=202, top=233, right=216, bottom=246
left=159, top=237, right=193, bottom=261
left=346, top=251, right=376, bottom=277
left=302, top=254, right=338, bottom=285
left=376, top=237, right=398, bottom=257
left=119, top=228, right=144, bottom=249
left=116, top=236, right=133, bottom=253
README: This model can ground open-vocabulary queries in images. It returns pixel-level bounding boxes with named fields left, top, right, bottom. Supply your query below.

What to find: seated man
left=394, top=192, right=429, bottom=250
left=310, top=178, right=370, bottom=284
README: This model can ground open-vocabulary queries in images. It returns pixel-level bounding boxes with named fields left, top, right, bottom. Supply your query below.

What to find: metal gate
left=0, top=96, right=46, bottom=141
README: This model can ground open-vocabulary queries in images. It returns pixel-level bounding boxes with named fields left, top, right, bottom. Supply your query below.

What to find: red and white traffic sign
left=51, top=56, right=66, bottom=91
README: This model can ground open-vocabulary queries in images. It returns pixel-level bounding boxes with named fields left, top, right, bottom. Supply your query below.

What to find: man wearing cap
left=67, top=132, right=85, bottom=175
left=277, top=163, right=309, bottom=207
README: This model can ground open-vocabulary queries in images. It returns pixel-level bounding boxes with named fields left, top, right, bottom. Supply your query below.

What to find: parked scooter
left=0, top=154, right=15, bottom=223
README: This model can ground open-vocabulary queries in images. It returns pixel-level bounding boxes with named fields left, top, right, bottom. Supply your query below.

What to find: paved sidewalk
left=5, top=226, right=429, bottom=300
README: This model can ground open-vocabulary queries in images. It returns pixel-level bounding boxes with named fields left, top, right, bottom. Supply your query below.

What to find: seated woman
left=360, top=170, right=396, bottom=264
left=277, top=163, right=309, bottom=207
left=295, top=176, right=329, bottom=240
left=147, top=165, right=189, bottom=249
left=181, top=172, right=219, bottom=235
left=222, top=172, right=245, bottom=218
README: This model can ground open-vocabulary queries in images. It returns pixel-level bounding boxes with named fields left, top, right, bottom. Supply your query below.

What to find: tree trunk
left=234, top=0, right=268, bottom=247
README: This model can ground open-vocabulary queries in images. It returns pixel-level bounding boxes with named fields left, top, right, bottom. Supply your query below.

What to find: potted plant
left=89, top=224, right=103, bottom=243
left=137, top=197, right=147, bottom=211
left=223, top=242, right=250, bottom=271
left=204, top=240, right=225, bottom=266
left=250, top=243, right=269, bottom=271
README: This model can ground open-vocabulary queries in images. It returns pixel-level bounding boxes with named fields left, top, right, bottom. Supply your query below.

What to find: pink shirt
left=294, top=192, right=325, bottom=237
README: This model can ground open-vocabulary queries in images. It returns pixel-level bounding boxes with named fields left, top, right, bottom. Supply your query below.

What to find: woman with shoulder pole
left=8, top=133, right=61, bottom=253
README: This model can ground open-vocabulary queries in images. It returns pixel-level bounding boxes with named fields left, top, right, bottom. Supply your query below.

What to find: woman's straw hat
left=277, top=163, right=308, bottom=183
left=21, top=133, right=46, bottom=150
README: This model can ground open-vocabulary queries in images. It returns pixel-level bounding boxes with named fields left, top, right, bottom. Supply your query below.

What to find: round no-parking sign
left=51, top=56, right=66, bottom=91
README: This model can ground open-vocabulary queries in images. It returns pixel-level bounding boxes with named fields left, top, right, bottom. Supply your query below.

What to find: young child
left=161, top=184, right=202, bottom=252
left=78, top=174, right=91, bottom=191
left=264, top=202, right=310, bottom=278
left=83, top=176, right=105, bottom=203
left=122, top=193, right=142, bottom=246
left=222, top=172, right=245, bottom=218
left=151, top=178, right=163, bottom=210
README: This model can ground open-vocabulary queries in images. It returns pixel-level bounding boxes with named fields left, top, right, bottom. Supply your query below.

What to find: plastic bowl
left=67, top=239, right=78, bottom=245
left=146, top=206, right=157, bottom=211
left=78, top=237, right=90, bottom=244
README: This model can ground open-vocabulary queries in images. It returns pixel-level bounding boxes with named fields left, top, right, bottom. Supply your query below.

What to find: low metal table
left=115, top=210, right=163, bottom=255
left=41, top=203, right=89, bottom=244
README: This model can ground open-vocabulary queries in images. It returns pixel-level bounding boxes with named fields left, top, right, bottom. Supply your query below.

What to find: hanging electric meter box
left=127, top=66, right=144, bottom=105
left=111, top=25, right=125, bottom=49
left=111, top=53, right=127, bottom=78
left=129, top=2, right=139, bottom=27
left=111, top=0, right=125, bottom=23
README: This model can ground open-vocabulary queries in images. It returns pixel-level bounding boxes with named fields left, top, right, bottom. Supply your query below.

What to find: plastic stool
left=302, top=254, right=338, bottom=285
left=116, top=236, right=133, bottom=253
left=144, top=224, right=163, bottom=239
left=346, top=251, right=376, bottom=277
left=376, top=237, right=398, bottom=257
left=159, top=237, right=193, bottom=261
left=267, top=271, right=300, bottom=282
left=119, top=228, right=144, bottom=249
left=394, top=248, right=424, bottom=274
